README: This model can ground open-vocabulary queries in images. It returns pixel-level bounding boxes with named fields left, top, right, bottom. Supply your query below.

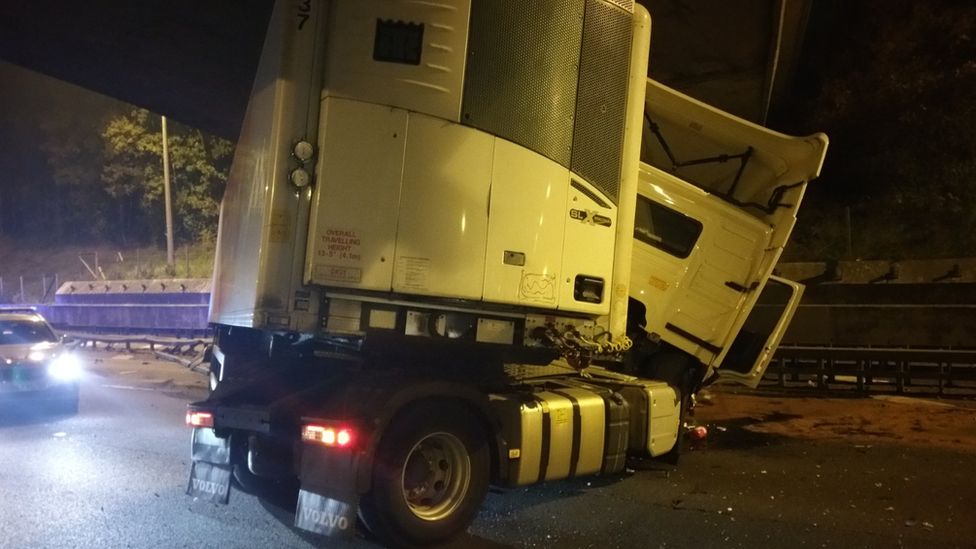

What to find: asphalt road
left=1, top=352, right=974, bottom=548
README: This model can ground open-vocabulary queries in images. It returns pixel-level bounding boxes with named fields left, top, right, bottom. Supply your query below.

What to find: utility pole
left=844, top=205, right=853, bottom=258
left=161, top=115, right=175, bottom=268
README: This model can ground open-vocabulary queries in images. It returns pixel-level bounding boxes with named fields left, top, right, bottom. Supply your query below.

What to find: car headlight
left=48, top=353, right=82, bottom=381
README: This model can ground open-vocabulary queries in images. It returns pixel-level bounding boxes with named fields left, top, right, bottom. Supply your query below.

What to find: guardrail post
left=937, top=362, right=945, bottom=396
left=817, top=357, right=825, bottom=389
left=856, top=359, right=865, bottom=392
left=896, top=360, right=905, bottom=394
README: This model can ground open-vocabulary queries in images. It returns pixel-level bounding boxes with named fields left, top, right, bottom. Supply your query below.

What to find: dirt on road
left=81, top=348, right=208, bottom=400
left=694, top=387, right=976, bottom=453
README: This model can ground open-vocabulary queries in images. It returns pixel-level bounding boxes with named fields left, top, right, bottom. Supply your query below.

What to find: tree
left=40, top=113, right=115, bottom=242
left=101, top=108, right=232, bottom=245
left=778, top=0, right=976, bottom=260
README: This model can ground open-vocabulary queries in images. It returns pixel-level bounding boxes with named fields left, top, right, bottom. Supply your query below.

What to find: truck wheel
left=360, top=402, right=489, bottom=547
left=227, top=434, right=297, bottom=499
left=232, top=463, right=298, bottom=502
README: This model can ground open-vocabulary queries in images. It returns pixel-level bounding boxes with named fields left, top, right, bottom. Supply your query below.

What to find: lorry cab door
left=714, top=275, right=803, bottom=388
left=631, top=166, right=775, bottom=367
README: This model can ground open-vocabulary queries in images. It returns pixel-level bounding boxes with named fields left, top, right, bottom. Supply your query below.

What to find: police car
left=0, top=308, right=81, bottom=413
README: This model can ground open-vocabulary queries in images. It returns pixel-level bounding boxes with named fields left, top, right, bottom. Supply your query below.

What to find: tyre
left=359, top=402, right=490, bottom=548
left=232, top=462, right=267, bottom=495
left=229, top=434, right=297, bottom=499
left=232, top=463, right=298, bottom=499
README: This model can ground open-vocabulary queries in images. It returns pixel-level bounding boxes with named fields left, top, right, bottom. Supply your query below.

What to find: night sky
left=1, top=1, right=974, bottom=258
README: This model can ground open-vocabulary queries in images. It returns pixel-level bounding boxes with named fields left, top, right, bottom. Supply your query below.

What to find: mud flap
left=295, top=489, right=358, bottom=537
left=187, top=427, right=232, bottom=504
left=187, top=461, right=232, bottom=504
left=190, top=427, right=231, bottom=465
left=294, top=444, right=360, bottom=538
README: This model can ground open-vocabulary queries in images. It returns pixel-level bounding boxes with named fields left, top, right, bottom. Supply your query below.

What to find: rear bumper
left=190, top=402, right=277, bottom=435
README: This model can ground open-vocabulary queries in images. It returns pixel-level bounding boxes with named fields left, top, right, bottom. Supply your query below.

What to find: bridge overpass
left=0, top=0, right=818, bottom=140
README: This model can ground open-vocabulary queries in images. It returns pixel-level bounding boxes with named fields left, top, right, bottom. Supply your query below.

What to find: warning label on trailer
left=317, top=228, right=362, bottom=262
left=269, top=210, right=291, bottom=243
left=396, top=256, right=430, bottom=291
left=315, top=265, right=362, bottom=284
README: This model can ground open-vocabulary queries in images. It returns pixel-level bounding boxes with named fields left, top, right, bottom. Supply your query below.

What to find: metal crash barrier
left=765, top=346, right=976, bottom=397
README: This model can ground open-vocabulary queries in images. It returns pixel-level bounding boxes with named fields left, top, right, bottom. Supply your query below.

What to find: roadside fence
left=0, top=274, right=62, bottom=304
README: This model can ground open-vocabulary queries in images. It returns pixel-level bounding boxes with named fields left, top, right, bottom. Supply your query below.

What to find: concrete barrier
left=35, top=279, right=211, bottom=335
left=756, top=283, right=976, bottom=348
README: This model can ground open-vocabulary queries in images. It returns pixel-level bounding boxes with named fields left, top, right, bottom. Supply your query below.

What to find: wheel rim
left=400, top=432, right=471, bottom=521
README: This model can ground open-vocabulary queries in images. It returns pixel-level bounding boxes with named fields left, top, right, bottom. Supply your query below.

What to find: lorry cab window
left=633, top=196, right=702, bottom=259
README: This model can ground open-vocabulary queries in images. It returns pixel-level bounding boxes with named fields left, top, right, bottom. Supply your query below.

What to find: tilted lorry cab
left=188, top=0, right=827, bottom=545
left=633, top=80, right=826, bottom=388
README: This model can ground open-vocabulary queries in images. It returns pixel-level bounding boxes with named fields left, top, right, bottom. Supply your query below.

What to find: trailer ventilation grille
left=570, top=0, right=633, bottom=205
left=461, top=0, right=585, bottom=167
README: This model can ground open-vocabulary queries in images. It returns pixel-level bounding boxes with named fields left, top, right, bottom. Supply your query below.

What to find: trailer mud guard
left=295, top=445, right=360, bottom=538
left=186, top=427, right=232, bottom=504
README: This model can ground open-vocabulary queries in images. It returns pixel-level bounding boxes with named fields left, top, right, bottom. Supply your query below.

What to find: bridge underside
left=0, top=0, right=273, bottom=140
left=0, top=0, right=812, bottom=140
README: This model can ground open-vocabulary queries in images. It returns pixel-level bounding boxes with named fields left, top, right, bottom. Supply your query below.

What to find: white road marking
left=101, top=384, right=155, bottom=392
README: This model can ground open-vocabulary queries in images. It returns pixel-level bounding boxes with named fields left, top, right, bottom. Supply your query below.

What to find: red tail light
left=302, top=423, right=355, bottom=448
left=186, top=411, right=214, bottom=428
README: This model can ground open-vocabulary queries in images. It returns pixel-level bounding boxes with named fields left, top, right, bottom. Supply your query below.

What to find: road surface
left=1, top=351, right=974, bottom=548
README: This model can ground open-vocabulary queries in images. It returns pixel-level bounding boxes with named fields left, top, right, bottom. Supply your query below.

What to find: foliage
left=36, top=107, right=116, bottom=243
left=101, top=108, right=233, bottom=245
left=27, top=98, right=233, bottom=250
left=781, top=0, right=976, bottom=260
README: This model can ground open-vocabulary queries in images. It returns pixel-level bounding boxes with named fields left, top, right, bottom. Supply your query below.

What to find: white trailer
left=186, top=1, right=827, bottom=546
